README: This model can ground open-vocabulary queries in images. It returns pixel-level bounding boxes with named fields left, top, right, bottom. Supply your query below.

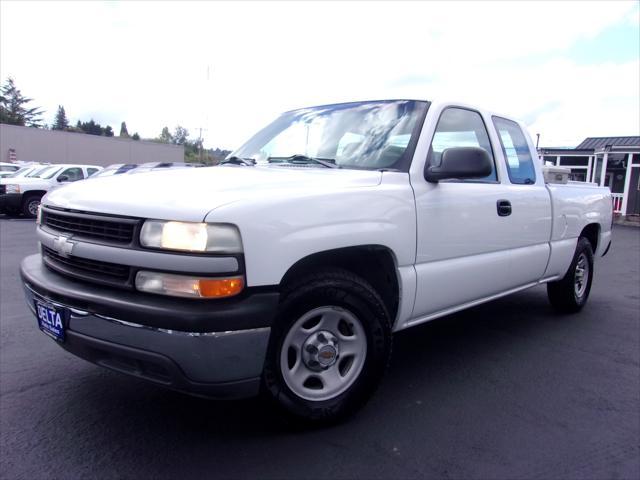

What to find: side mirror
left=57, top=175, right=69, bottom=182
left=425, top=147, right=493, bottom=183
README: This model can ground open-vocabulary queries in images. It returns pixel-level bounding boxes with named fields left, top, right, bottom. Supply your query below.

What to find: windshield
left=32, top=166, right=63, bottom=179
left=6, top=167, right=32, bottom=178
left=27, top=166, right=53, bottom=178
left=231, top=100, right=428, bottom=171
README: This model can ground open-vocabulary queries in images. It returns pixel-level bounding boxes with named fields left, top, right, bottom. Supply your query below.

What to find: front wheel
left=262, top=269, right=392, bottom=425
left=21, top=194, right=42, bottom=218
left=547, top=237, right=594, bottom=313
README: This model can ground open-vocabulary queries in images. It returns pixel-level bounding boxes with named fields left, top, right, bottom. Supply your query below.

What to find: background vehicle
left=0, top=162, right=20, bottom=178
left=90, top=163, right=138, bottom=178
left=1, top=164, right=102, bottom=217
left=90, top=162, right=205, bottom=178
left=127, top=161, right=204, bottom=174
left=21, top=99, right=612, bottom=424
left=1, top=165, right=42, bottom=180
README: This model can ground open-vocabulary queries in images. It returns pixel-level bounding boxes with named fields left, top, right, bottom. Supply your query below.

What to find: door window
left=58, top=167, right=84, bottom=182
left=87, top=168, right=100, bottom=177
left=492, top=116, right=536, bottom=185
left=428, top=107, right=497, bottom=182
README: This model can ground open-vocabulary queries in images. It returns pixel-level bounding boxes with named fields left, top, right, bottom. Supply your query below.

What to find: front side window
left=492, top=116, right=536, bottom=185
left=231, top=100, right=428, bottom=171
left=59, top=167, right=84, bottom=182
left=87, top=168, right=100, bottom=177
left=428, top=107, right=497, bottom=182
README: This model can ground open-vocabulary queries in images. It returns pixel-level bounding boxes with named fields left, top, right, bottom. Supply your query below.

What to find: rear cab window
left=492, top=116, right=536, bottom=185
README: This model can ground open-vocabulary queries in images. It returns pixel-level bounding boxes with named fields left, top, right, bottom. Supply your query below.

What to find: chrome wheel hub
left=302, top=330, right=339, bottom=370
left=574, top=253, right=589, bottom=298
left=28, top=200, right=40, bottom=216
left=280, top=306, right=367, bottom=402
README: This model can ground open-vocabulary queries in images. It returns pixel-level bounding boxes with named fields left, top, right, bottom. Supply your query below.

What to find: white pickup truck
left=0, top=164, right=102, bottom=217
left=20, top=99, right=612, bottom=424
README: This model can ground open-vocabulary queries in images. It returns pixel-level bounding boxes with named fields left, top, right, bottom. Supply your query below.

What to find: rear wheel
left=547, top=237, right=594, bottom=313
left=262, top=268, right=392, bottom=425
left=21, top=194, right=42, bottom=218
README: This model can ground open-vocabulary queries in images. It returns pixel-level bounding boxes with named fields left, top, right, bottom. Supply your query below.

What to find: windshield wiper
left=221, top=156, right=255, bottom=166
left=268, top=154, right=338, bottom=168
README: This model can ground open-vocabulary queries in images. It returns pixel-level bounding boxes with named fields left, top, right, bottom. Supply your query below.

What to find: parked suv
left=0, top=164, right=102, bottom=217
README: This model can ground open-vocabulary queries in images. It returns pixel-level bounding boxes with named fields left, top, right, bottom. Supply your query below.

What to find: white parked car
left=0, top=164, right=102, bottom=217
left=21, top=99, right=612, bottom=424
left=90, top=163, right=138, bottom=178
left=0, top=162, right=21, bottom=178
left=1, top=164, right=43, bottom=180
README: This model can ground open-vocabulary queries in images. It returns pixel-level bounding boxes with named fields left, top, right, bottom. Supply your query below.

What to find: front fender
left=204, top=180, right=416, bottom=287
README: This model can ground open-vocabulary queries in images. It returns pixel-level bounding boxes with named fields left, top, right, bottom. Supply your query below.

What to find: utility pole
left=194, top=65, right=210, bottom=164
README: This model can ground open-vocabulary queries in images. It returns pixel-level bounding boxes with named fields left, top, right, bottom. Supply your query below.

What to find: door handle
left=497, top=199, right=512, bottom=217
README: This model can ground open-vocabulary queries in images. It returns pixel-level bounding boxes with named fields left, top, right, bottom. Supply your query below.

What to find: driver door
left=410, top=106, right=516, bottom=320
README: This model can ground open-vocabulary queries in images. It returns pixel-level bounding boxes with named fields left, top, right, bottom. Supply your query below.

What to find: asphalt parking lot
left=1, top=217, right=638, bottom=480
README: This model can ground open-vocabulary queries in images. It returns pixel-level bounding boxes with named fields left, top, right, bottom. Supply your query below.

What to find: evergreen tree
left=172, top=125, right=189, bottom=145
left=132, top=132, right=140, bottom=140
left=0, top=77, right=44, bottom=127
left=119, top=121, right=129, bottom=137
left=104, top=125, right=114, bottom=137
left=159, top=126, right=173, bottom=143
left=77, top=119, right=103, bottom=136
left=52, top=105, right=69, bottom=130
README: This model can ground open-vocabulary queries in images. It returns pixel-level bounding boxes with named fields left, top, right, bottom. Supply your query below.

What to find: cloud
left=1, top=1, right=638, bottom=148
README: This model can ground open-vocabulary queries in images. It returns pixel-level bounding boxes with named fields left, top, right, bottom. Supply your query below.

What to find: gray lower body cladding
left=20, top=254, right=278, bottom=399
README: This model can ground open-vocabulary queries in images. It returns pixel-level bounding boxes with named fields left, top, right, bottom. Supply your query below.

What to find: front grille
left=43, top=210, right=137, bottom=244
left=43, top=246, right=131, bottom=282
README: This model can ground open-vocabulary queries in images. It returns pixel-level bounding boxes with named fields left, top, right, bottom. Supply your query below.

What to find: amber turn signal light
left=197, top=277, right=244, bottom=298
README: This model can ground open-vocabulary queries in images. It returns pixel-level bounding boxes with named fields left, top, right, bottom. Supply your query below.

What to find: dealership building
left=0, top=123, right=184, bottom=167
left=539, top=136, right=640, bottom=217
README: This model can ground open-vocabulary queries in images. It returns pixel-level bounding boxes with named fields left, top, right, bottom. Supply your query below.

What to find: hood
left=0, top=176, right=45, bottom=185
left=44, top=165, right=382, bottom=222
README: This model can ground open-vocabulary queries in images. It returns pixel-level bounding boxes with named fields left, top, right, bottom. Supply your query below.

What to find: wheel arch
left=579, top=223, right=600, bottom=253
left=22, top=190, right=47, bottom=201
left=279, top=245, right=401, bottom=326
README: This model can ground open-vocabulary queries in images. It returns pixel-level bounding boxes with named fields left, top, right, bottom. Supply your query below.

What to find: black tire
left=547, top=237, right=594, bottom=313
left=262, top=268, right=392, bottom=426
left=21, top=194, right=42, bottom=218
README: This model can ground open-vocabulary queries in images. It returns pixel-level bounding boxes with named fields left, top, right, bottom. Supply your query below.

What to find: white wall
left=0, top=124, right=184, bottom=166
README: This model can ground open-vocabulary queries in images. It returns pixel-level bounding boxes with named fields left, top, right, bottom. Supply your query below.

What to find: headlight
left=5, top=184, right=20, bottom=194
left=139, top=220, right=243, bottom=253
left=135, top=271, right=244, bottom=298
left=36, top=205, right=42, bottom=225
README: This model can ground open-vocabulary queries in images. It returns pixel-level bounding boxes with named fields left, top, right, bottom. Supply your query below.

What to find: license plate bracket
left=34, top=300, right=69, bottom=342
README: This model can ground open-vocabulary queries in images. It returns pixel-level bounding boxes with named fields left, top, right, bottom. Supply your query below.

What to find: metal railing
left=612, top=193, right=624, bottom=213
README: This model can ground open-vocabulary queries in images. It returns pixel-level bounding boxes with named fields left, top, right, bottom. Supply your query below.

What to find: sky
left=1, top=1, right=638, bottom=150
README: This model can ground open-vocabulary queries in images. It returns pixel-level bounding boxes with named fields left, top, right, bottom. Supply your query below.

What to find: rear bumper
left=21, top=254, right=278, bottom=399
